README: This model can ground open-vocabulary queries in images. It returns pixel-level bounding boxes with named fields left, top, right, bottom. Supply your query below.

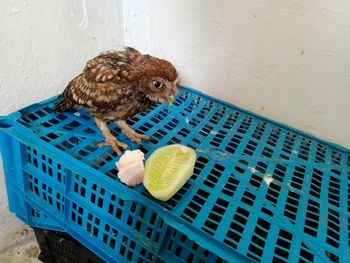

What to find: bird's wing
left=61, top=48, right=142, bottom=109
left=84, top=48, right=141, bottom=83
left=84, top=55, right=127, bottom=83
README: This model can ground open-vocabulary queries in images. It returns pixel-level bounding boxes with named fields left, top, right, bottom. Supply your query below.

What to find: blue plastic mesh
left=28, top=206, right=63, bottom=230
left=0, top=86, right=349, bottom=263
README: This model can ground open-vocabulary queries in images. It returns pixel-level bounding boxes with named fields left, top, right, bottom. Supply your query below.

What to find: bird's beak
left=166, top=95, right=174, bottom=105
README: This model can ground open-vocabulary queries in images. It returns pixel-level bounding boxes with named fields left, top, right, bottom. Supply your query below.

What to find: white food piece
left=115, top=150, right=145, bottom=186
left=263, top=174, right=274, bottom=186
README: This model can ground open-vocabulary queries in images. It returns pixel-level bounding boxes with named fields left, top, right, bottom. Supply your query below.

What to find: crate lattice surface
left=0, top=87, right=349, bottom=263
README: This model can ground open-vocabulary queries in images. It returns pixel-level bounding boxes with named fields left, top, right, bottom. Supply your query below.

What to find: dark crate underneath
left=34, top=228, right=104, bottom=263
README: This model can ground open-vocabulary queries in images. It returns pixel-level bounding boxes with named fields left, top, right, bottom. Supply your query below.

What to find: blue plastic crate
left=0, top=86, right=349, bottom=263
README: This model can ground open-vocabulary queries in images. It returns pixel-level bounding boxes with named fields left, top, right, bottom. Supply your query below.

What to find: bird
left=54, top=47, right=179, bottom=155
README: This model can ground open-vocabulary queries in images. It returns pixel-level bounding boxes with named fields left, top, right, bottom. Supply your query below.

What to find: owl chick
left=55, top=47, right=179, bottom=155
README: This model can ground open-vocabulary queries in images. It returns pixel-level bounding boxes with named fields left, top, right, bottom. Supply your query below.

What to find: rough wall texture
left=0, top=0, right=124, bottom=115
left=124, top=0, right=350, bottom=149
left=0, top=0, right=124, bottom=255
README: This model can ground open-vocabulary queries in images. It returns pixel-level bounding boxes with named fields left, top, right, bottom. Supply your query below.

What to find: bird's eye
left=152, top=81, right=163, bottom=89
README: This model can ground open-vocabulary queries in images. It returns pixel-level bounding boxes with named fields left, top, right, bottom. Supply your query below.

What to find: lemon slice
left=144, top=144, right=196, bottom=201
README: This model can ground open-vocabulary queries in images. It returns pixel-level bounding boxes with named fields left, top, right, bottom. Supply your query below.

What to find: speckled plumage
left=55, top=47, right=179, bottom=154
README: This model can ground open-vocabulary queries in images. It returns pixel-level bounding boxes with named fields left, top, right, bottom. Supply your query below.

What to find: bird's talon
left=130, top=136, right=142, bottom=145
left=128, top=133, right=151, bottom=145
left=138, top=134, right=151, bottom=141
left=97, top=142, right=106, bottom=148
left=119, top=142, right=128, bottom=149
left=97, top=139, right=127, bottom=155
left=113, top=147, right=122, bottom=156
left=117, top=121, right=154, bottom=144
left=148, top=137, right=157, bottom=144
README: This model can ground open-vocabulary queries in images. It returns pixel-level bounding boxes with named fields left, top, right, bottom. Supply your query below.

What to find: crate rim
left=1, top=85, right=349, bottom=154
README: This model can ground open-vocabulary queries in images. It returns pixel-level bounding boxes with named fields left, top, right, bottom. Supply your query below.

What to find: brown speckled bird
left=55, top=47, right=179, bottom=155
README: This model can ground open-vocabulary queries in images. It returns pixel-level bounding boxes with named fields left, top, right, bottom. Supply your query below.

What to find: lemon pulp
left=144, top=144, right=196, bottom=201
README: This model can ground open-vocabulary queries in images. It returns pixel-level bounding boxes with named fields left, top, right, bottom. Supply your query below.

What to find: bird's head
left=135, top=54, right=179, bottom=105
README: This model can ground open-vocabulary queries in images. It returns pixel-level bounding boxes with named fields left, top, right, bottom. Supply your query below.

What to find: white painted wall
left=0, top=0, right=124, bottom=115
left=123, top=0, right=350, bottom=149
left=0, top=0, right=124, bottom=256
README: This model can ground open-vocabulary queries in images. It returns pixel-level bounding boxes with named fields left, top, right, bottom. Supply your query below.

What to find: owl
left=55, top=47, right=179, bottom=155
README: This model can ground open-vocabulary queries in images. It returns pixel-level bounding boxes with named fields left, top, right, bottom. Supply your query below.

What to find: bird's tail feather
left=54, top=97, right=74, bottom=113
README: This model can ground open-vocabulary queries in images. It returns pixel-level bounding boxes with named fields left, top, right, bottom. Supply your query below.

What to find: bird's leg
left=116, top=120, right=151, bottom=145
left=94, top=118, right=128, bottom=155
